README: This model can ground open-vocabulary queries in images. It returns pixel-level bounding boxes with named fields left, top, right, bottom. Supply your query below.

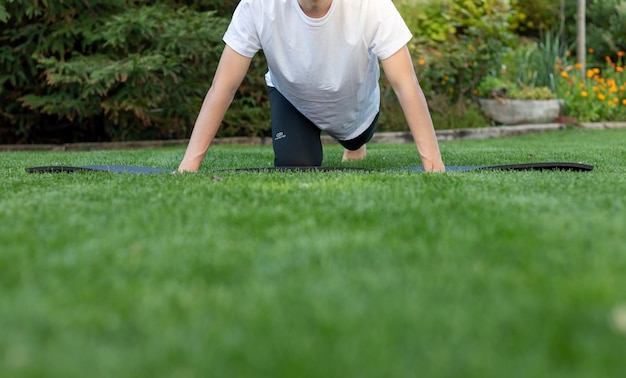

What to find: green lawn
left=1, top=128, right=626, bottom=377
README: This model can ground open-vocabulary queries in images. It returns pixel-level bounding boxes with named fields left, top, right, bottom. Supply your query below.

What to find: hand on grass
left=174, top=168, right=196, bottom=174
left=175, top=162, right=200, bottom=173
left=423, top=160, right=446, bottom=173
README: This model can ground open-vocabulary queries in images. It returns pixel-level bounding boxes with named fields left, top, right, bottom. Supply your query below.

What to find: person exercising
left=177, top=0, right=445, bottom=172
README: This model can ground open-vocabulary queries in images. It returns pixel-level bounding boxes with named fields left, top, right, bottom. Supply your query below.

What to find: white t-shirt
left=223, top=0, right=412, bottom=140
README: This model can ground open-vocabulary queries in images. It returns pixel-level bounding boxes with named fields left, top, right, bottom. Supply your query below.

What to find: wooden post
left=560, top=0, right=565, bottom=44
left=577, top=0, right=586, bottom=75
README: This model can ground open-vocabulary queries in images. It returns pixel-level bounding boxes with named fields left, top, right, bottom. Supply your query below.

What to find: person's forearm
left=178, top=45, right=252, bottom=172
left=178, top=86, right=235, bottom=171
left=381, top=47, right=444, bottom=171
left=396, top=82, right=444, bottom=171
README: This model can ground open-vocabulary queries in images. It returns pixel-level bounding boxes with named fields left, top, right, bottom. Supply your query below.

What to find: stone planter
left=478, top=98, right=564, bottom=125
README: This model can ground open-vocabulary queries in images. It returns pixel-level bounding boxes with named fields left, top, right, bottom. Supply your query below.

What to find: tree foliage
left=577, top=0, right=626, bottom=62
left=385, top=0, right=516, bottom=129
left=0, top=0, right=234, bottom=143
left=510, top=1, right=561, bottom=38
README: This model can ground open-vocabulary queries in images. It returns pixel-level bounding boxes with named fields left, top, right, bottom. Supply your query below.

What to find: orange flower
left=575, top=63, right=582, bottom=69
left=598, top=94, right=606, bottom=101
left=586, top=70, right=595, bottom=78
left=618, top=51, right=625, bottom=57
left=617, top=67, right=624, bottom=73
left=418, top=58, right=426, bottom=66
left=606, top=56, right=612, bottom=63
left=561, top=71, right=569, bottom=78
left=581, top=91, right=588, bottom=97
left=622, top=99, right=626, bottom=105
left=588, top=48, right=595, bottom=54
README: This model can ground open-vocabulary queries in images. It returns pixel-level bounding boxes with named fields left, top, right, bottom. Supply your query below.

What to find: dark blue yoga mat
left=26, top=162, right=594, bottom=174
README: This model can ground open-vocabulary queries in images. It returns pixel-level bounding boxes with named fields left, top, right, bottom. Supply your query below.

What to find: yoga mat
left=25, top=165, right=173, bottom=174
left=26, top=162, right=594, bottom=174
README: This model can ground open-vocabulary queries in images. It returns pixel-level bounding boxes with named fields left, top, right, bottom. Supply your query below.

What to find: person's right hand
left=175, top=167, right=197, bottom=174
left=425, top=161, right=446, bottom=173
left=174, top=162, right=200, bottom=173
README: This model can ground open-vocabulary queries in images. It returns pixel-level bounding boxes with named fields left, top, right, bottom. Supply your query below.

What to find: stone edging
left=1, top=122, right=625, bottom=152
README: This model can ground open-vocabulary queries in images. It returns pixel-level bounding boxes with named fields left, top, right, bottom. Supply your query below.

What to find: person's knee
left=274, top=152, right=323, bottom=167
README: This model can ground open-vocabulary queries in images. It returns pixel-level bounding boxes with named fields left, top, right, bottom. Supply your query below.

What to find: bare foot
left=342, top=144, right=367, bottom=162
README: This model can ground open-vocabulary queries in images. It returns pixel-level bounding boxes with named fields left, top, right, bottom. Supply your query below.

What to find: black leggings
left=268, top=87, right=378, bottom=167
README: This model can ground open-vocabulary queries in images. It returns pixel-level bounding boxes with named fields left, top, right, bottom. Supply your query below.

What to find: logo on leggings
left=274, top=131, right=287, bottom=141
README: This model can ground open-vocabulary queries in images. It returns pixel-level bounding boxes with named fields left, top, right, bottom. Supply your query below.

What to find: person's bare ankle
left=342, top=144, right=367, bottom=162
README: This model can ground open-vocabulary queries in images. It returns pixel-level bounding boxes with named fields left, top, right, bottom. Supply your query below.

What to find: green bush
left=2, top=0, right=114, bottom=142
left=476, top=76, right=509, bottom=98
left=475, top=32, right=565, bottom=101
left=0, top=0, right=237, bottom=143
left=510, top=0, right=562, bottom=38
left=383, top=0, right=514, bottom=130
left=476, top=76, right=557, bottom=100
left=161, top=0, right=239, bottom=13
left=585, top=0, right=626, bottom=63
left=498, top=30, right=569, bottom=93
left=407, top=0, right=516, bottom=100
left=395, top=0, right=454, bottom=45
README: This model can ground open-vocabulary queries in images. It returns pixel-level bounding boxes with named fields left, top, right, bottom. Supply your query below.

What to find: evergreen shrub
left=0, top=0, right=235, bottom=143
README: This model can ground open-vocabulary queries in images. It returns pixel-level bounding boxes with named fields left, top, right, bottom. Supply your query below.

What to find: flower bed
left=557, top=50, right=626, bottom=122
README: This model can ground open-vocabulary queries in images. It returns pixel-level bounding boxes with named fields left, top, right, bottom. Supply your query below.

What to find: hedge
left=1, top=0, right=624, bottom=143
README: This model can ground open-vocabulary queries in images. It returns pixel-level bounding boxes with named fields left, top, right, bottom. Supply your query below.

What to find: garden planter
left=478, top=98, right=564, bottom=125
